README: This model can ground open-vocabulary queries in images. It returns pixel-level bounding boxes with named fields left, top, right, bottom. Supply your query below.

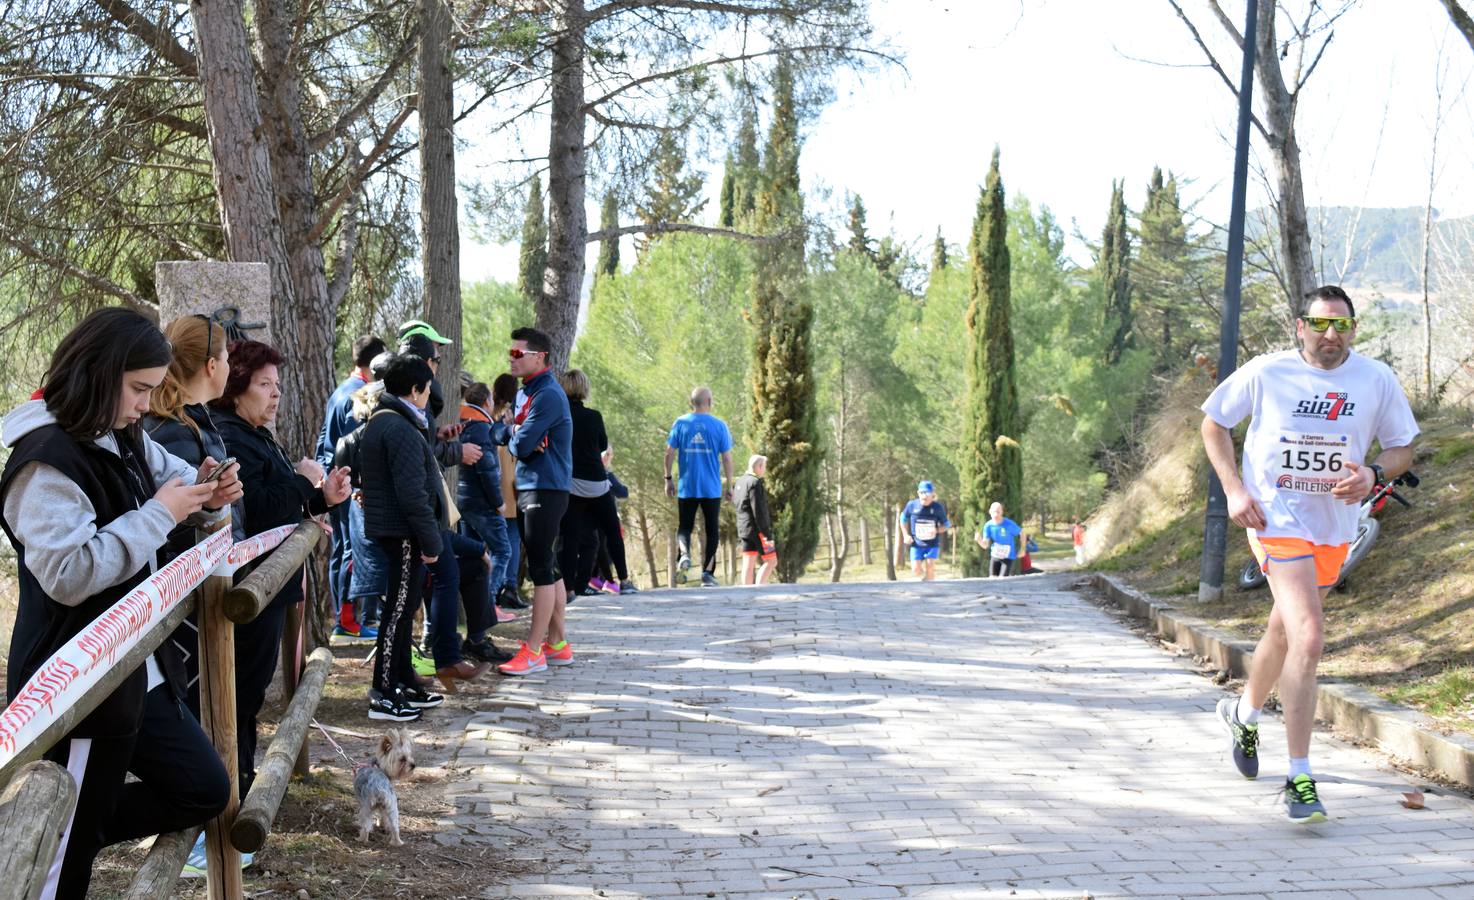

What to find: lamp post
left=1199, top=0, right=1260, bottom=603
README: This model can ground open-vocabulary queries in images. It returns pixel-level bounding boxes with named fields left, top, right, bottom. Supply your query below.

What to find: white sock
left=1289, top=757, right=1312, bottom=779
left=1237, top=696, right=1261, bottom=725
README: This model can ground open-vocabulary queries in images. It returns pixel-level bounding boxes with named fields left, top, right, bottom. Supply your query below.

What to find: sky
left=459, top=0, right=1474, bottom=284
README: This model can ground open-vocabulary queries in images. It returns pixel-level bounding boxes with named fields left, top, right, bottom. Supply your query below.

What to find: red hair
left=214, top=340, right=284, bottom=411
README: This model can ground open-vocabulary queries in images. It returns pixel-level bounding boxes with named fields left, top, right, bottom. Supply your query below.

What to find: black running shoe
left=1216, top=696, right=1259, bottom=779
left=463, top=637, right=514, bottom=665
left=1284, top=774, right=1328, bottom=824
left=497, top=585, right=530, bottom=609
left=398, top=684, right=444, bottom=709
left=368, top=689, right=421, bottom=722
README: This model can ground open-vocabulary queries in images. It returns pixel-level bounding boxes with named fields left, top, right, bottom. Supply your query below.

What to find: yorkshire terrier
left=354, top=727, right=416, bottom=845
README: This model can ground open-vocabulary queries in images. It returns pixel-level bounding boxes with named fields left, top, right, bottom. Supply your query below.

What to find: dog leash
left=312, top=718, right=372, bottom=772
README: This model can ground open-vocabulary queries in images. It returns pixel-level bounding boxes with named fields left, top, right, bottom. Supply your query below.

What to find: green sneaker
left=1284, top=774, right=1328, bottom=824
left=411, top=645, right=436, bottom=677
left=1215, top=697, right=1259, bottom=779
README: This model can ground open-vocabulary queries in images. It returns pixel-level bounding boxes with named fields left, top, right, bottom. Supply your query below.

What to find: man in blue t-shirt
left=901, top=480, right=951, bottom=581
left=975, top=501, right=1022, bottom=578
left=665, top=386, right=733, bottom=586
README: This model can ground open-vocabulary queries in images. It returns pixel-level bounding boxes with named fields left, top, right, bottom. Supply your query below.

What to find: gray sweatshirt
left=2, top=401, right=230, bottom=688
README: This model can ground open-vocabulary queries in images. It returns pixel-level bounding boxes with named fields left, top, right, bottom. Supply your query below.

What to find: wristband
left=1369, top=463, right=1384, bottom=484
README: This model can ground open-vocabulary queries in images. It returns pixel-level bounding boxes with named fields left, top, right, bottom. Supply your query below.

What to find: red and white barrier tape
left=0, top=522, right=303, bottom=765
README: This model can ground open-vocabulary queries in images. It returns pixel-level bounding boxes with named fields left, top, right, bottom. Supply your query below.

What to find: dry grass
left=1096, top=395, right=1474, bottom=736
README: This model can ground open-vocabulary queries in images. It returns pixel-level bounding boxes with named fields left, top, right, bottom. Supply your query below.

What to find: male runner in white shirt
left=1200, top=285, right=1418, bottom=823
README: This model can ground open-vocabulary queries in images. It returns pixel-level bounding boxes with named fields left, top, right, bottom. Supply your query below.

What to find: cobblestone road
left=446, top=576, right=1474, bottom=898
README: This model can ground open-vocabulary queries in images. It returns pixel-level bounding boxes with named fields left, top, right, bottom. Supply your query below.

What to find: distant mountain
left=1242, top=206, right=1474, bottom=292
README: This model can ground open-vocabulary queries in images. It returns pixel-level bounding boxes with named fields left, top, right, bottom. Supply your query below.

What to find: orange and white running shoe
left=497, top=642, right=547, bottom=675
left=542, top=640, right=575, bottom=667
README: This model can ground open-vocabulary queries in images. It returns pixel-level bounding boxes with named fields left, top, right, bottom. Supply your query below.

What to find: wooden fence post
left=666, top=533, right=677, bottom=587
left=281, top=597, right=310, bottom=778
left=194, top=523, right=244, bottom=900
left=0, top=760, right=77, bottom=900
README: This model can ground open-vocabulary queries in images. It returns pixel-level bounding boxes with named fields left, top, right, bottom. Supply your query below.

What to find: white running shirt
left=1201, top=349, right=1419, bottom=545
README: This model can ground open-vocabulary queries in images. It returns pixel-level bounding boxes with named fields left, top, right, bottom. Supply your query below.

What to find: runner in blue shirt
left=900, top=480, right=951, bottom=581
left=664, top=386, right=733, bottom=586
left=975, top=501, right=1022, bottom=577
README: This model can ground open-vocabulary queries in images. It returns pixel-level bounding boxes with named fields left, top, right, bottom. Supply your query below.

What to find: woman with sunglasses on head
left=212, top=340, right=351, bottom=795
left=1, top=308, right=241, bottom=899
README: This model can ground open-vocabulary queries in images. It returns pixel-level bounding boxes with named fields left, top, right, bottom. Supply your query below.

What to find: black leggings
left=989, top=558, right=1013, bottom=577
left=559, top=492, right=629, bottom=591
left=373, top=536, right=426, bottom=696
left=45, top=686, right=230, bottom=899
left=518, top=489, right=569, bottom=586
left=677, top=497, right=721, bottom=574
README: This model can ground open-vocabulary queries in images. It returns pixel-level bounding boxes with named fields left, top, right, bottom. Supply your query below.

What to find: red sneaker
left=495, top=605, right=518, bottom=624
left=541, top=640, right=574, bottom=667
left=497, top=642, right=547, bottom=676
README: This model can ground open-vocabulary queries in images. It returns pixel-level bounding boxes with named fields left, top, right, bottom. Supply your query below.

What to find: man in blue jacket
left=491, top=327, right=573, bottom=676
left=315, top=334, right=385, bottom=637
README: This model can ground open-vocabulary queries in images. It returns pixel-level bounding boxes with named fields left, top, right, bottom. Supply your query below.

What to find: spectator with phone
left=1, top=308, right=239, bottom=898
left=212, top=340, right=351, bottom=793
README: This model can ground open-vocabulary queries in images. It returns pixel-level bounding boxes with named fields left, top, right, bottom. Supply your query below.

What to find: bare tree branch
left=92, top=0, right=199, bottom=77
left=1442, top=0, right=1474, bottom=54
left=1165, top=0, right=1269, bottom=141
left=309, top=100, right=415, bottom=242
left=589, top=0, right=827, bottom=23
left=307, top=22, right=421, bottom=153
left=0, top=229, right=153, bottom=311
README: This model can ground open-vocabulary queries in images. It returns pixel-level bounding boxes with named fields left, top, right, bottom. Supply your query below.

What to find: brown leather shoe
left=436, top=659, right=490, bottom=692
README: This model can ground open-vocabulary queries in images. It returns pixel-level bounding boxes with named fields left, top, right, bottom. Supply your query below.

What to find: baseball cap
left=398, top=319, right=452, bottom=345
left=917, top=480, right=934, bottom=493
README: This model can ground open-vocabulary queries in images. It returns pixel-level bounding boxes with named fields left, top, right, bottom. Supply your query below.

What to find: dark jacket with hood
left=457, top=402, right=502, bottom=515
left=1, top=399, right=218, bottom=736
left=732, top=472, right=772, bottom=542
left=144, top=403, right=245, bottom=544
left=213, top=406, right=333, bottom=608
left=358, top=394, right=444, bottom=557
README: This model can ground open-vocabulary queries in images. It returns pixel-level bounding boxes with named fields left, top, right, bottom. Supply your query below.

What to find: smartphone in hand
left=196, top=457, right=238, bottom=485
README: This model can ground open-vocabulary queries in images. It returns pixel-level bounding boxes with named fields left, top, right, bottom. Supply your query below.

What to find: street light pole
left=1199, top=0, right=1260, bottom=603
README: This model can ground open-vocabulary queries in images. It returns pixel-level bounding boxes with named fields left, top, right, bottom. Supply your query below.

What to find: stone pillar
left=156, top=260, right=272, bottom=344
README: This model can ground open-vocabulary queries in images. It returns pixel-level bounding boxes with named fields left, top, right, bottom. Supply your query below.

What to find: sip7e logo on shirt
left=1202, top=350, right=1418, bottom=546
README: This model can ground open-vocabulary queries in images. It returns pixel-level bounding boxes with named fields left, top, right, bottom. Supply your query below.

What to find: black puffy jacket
left=358, top=395, right=444, bottom=557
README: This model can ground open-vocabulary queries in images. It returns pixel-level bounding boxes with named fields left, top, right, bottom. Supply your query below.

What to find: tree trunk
left=893, top=501, right=905, bottom=571
left=636, top=491, right=659, bottom=588
left=859, top=517, right=871, bottom=565
left=882, top=503, right=897, bottom=581
left=189, top=0, right=300, bottom=428
left=419, top=0, right=462, bottom=389
left=1254, top=0, right=1317, bottom=315
left=541, top=0, right=588, bottom=369
left=250, top=0, right=335, bottom=457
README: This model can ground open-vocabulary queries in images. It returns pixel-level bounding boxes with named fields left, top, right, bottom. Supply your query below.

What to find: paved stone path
left=446, top=575, right=1474, bottom=898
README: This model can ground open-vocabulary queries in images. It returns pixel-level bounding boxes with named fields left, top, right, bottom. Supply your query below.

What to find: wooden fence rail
left=0, top=761, right=77, bottom=900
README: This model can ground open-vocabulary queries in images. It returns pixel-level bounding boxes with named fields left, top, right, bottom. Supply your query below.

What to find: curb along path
left=446, top=576, right=1474, bottom=899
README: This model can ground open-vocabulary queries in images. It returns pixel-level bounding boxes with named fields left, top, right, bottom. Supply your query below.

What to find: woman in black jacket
left=556, top=370, right=634, bottom=596
left=1, top=308, right=238, bottom=898
left=212, top=340, right=350, bottom=792
left=733, top=454, right=777, bottom=585
left=358, top=353, right=444, bottom=721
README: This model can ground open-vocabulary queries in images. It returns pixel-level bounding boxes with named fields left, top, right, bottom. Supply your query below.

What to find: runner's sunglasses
left=1300, top=315, right=1356, bottom=333
left=507, top=347, right=545, bottom=360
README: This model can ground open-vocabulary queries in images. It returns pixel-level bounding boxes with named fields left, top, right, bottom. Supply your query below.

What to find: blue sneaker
left=1284, top=774, right=1328, bottom=824
left=180, top=832, right=254, bottom=877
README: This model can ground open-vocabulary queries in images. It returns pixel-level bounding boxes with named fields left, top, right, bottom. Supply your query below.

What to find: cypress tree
left=749, top=60, right=821, bottom=582
left=958, top=147, right=1022, bottom=576
left=635, top=131, right=705, bottom=256
left=718, top=152, right=737, bottom=228
left=1136, top=166, right=1190, bottom=370
left=517, top=176, right=547, bottom=309
left=594, top=189, right=620, bottom=284
left=1101, top=179, right=1133, bottom=365
left=846, top=194, right=873, bottom=257
left=930, top=228, right=948, bottom=273
left=732, top=106, right=761, bottom=225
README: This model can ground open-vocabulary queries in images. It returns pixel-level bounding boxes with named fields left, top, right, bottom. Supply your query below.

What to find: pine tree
left=958, top=147, right=1022, bottom=575
left=718, top=152, right=737, bottom=228
left=635, top=131, right=706, bottom=256
left=594, top=190, right=620, bottom=284
left=517, top=176, right=547, bottom=310
left=748, top=60, right=821, bottom=582
left=930, top=228, right=948, bottom=273
left=846, top=194, right=873, bottom=257
left=1101, top=179, right=1133, bottom=365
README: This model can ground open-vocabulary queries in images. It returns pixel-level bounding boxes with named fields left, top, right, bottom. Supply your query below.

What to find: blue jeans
left=327, top=502, right=352, bottom=614
left=348, top=500, right=386, bottom=625
left=424, top=530, right=490, bottom=667
left=502, top=515, right=521, bottom=594
left=460, top=510, right=511, bottom=599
